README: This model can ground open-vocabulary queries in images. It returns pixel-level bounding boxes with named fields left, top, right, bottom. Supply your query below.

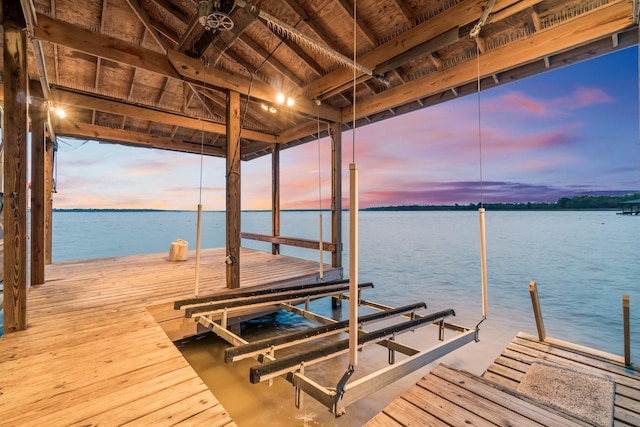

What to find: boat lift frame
left=175, top=280, right=477, bottom=416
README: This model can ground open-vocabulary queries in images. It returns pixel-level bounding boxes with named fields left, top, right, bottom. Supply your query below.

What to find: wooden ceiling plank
left=178, top=14, right=206, bottom=53
left=304, top=0, right=499, bottom=98
left=188, top=83, right=216, bottom=116
left=281, top=0, right=344, bottom=52
left=49, top=87, right=277, bottom=143
left=197, top=87, right=286, bottom=132
left=340, top=0, right=634, bottom=122
left=167, top=48, right=341, bottom=121
left=239, top=34, right=305, bottom=87
left=33, top=13, right=340, bottom=121
left=124, top=0, right=169, bottom=53
left=35, top=13, right=180, bottom=78
left=388, top=0, right=414, bottom=24
left=259, top=19, right=324, bottom=76
left=149, top=0, right=190, bottom=25
left=489, top=0, right=543, bottom=23
left=55, top=121, right=226, bottom=156
left=335, top=0, right=377, bottom=47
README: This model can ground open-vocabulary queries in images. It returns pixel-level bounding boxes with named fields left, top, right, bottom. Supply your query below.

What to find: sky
left=49, top=46, right=639, bottom=210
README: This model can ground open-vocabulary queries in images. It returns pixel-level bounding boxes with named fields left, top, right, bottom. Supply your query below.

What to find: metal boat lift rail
left=178, top=281, right=477, bottom=416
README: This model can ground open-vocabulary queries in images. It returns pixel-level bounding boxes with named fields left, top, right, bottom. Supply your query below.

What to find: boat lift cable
left=194, top=60, right=209, bottom=298
left=472, top=18, right=489, bottom=333
left=317, top=106, right=324, bottom=282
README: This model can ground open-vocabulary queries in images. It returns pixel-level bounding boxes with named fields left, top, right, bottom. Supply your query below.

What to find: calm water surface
left=46, top=210, right=639, bottom=425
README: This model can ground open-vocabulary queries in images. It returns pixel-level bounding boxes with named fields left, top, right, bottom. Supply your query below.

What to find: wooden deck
left=0, top=247, right=341, bottom=426
left=366, top=332, right=640, bottom=426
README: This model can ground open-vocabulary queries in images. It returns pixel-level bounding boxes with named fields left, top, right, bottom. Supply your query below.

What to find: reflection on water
left=177, top=300, right=512, bottom=426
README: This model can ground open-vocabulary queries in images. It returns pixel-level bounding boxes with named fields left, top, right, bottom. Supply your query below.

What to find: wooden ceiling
left=6, top=0, right=639, bottom=160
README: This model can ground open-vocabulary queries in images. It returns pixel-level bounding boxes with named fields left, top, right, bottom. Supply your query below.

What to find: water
left=14, top=210, right=640, bottom=424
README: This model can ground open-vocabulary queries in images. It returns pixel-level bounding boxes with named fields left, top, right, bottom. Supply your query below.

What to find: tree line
left=364, top=193, right=640, bottom=211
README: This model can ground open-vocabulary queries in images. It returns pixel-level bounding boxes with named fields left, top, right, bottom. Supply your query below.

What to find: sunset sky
left=50, top=46, right=639, bottom=210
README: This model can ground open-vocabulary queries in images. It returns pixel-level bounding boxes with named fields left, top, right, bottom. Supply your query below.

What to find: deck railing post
left=623, top=295, right=630, bottom=366
left=529, top=281, right=546, bottom=342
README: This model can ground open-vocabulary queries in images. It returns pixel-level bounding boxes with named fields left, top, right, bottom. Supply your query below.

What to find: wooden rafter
left=48, top=87, right=278, bottom=143
left=389, top=0, right=414, bottom=24
left=93, top=0, right=109, bottom=125
left=33, top=13, right=341, bottom=121
left=280, top=0, right=349, bottom=54
left=239, top=34, right=305, bottom=87
left=149, top=0, right=190, bottom=25
left=55, top=121, right=227, bottom=156
left=124, top=0, right=170, bottom=52
left=257, top=19, right=324, bottom=76
left=304, top=0, right=489, bottom=98
left=334, top=0, right=377, bottom=47
left=340, top=0, right=634, bottom=122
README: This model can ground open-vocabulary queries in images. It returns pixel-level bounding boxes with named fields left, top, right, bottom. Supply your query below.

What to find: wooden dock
left=366, top=332, right=640, bottom=426
left=0, top=247, right=341, bottom=426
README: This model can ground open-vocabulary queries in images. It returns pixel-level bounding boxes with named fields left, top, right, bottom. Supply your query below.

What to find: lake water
left=4, top=210, right=639, bottom=425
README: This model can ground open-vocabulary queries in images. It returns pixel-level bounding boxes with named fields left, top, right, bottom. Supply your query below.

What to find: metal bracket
left=470, top=0, right=497, bottom=38
left=332, top=364, right=355, bottom=416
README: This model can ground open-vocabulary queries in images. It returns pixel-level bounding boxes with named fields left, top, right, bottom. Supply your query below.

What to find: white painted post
left=349, top=163, right=359, bottom=366
left=194, top=203, right=203, bottom=297
left=478, top=208, right=488, bottom=317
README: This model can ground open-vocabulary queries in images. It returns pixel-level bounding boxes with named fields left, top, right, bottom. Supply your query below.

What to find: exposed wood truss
left=0, top=0, right=635, bottom=159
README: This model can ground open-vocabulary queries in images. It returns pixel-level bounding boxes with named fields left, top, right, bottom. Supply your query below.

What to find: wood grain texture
left=0, top=246, right=341, bottom=425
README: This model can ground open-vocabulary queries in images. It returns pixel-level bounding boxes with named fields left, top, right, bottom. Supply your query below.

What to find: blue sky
left=51, top=46, right=639, bottom=210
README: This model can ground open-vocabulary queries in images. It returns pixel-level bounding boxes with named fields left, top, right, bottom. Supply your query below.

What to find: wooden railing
left=240, top=232, right=337, bottom=253
left=529, top=281, right=632, bottom=366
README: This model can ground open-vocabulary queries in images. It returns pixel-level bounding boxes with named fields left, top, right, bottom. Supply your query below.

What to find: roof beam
left=33, top=13, right=340, bottom=122
left=239, top=34, right=305, bottom=87
left=149, top=0, right=190, bottom=25
left=334, top=0, right=378, bottom=47
left=341, top=0, right=634, bottom=122
left=167, top=49, right=341, bottom=121
left=55, top=121, right=226, bottom=156
left=305, top=0, right=538, bottom=99
left=49, top=87, right=278, bottom=143
left=124, top=0, right=169, bottom=53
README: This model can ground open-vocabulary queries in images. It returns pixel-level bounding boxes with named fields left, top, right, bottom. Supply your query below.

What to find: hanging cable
left=317, top=107, right=324, bottom=282
left=476, top=44, right=484, bottom=208
left=194, top=60, right=209, bottom=298
left=473, top=36, right=488, bottom=332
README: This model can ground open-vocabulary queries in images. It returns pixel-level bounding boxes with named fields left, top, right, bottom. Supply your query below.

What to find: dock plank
left=480, top=332, right=640, bottom=427
left=1, top=247, right=341, bottom=426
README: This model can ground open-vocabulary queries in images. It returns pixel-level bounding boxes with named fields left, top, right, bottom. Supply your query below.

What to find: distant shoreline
left=51, top=192, right=639, bottom=213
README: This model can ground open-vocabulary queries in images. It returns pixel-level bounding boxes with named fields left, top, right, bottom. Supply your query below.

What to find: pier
left=0, top=247, right=340, bottom=425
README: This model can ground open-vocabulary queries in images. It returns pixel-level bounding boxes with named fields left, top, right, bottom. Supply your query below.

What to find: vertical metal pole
left=194, top=203, right=202, bottom=297
left=478, top=208, right=488, bottom=317
left=318, top=212, right=324, bottom=281
left=623, top=295, right=630, bottom=366
left=349, top=163, right=358, bottom=366
left=529, top=281, right=546, bottom=341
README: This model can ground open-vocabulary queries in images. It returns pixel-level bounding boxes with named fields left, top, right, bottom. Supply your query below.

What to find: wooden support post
left=623, top=295, right=630, bottom=366
left=529, top=281, right=546, bottom=341
left=31, top=99, right=47, bottom=286
left=44, top=138, right=55, bottom=264
left=330, top=122, right=342, bottom=269
left=271, top=144, right=280, bottom=255
left=3, top=1, right=29, bottom=332
left=226, top=90, right=241, bottom=289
